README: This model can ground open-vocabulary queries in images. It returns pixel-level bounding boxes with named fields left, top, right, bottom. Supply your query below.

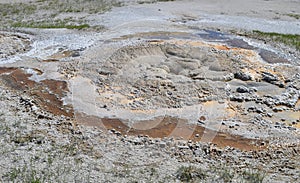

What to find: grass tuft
left=176, top=166, right=207, bottom=182
left=11, top=20, right=90, bottom=30
left=242, top=169, right=265, bottom=183
left=285, top=13, right=300, bottom=19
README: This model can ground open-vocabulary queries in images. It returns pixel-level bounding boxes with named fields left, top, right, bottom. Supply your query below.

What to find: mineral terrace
left=0, top=0, right=299, bottom=182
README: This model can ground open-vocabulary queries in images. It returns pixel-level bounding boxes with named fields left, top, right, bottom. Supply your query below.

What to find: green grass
left=138, top=0, right=175, bottom=4
left=253, top=30, right=300, bottom=50
left=285, top=13, right=300, bottom=19
left=0, top=3, right=37, bottom=17
left=217, top=168, right=234, bottom=182
left=242, top=170, right=265, bottom=183
left=41, top=0, right=121, bottom=14
left=12, top=21, right=90, bottom=30
left=158, top=0, right=175, bottom=1
left=175, top=166, right=207, bottom=182
left=0, top=0, right=121, bottom=29
left=4, top=161, right=42, bottom=183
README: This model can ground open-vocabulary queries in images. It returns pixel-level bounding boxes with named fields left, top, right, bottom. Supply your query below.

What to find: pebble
left=262, top=72, right=278, bottom=82
left=273, top=107, right=284, bottom=112
left=115, top=131, right=122, bottom=136
left=132, top=137, right=142, bottom=145
left=236, top=86, right=250, bottom=93
left=193, top=149, right=203, bottom=156
left=230, top=95, right=244, bottom=102
left=159, top=142, right=167, bottom=148
left=177, top=145, right=189, bottom=150
left=288, top=127, right=296, bottom=131
left=234, top=72, right=252, bottom=81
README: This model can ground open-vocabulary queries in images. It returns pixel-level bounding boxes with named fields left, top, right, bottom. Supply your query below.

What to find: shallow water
left=197, top=30, right=291, bottom=64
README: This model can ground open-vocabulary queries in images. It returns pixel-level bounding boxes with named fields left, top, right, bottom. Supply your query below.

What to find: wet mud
left=0, top=67, right=73, bottom=117
left=76, top=112, right=264, bottom=151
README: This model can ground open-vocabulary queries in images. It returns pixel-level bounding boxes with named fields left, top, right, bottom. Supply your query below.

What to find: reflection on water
left=198, top=30, right=290, bottom=64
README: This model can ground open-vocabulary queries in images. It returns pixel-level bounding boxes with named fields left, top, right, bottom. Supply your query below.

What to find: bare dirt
left=0, top=0, right=300, bottom=182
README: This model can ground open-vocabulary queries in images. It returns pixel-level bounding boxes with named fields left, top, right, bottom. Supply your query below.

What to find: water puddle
left=197, top=30, right=227, bottom=41
left=259, top=49, right=290, bottom=64
left=117, top=31, right=198, bottom=40
left=226, top=38, right=255, bottom=50
left=197, top=30, right=290, bottom=64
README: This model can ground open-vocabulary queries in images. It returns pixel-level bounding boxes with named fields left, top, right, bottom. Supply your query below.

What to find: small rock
left=114, top=131, right=122, bottom=136
left=234, top=72, right=252, bottom=81
left=132, top=137, right=142, bottom=145
left=193, top=149, right=203, bottom=156
left=177, top=145, right=189, bottom=150
left=230, top=95, right=244, bottom=102
left=159, top=142, right=167, bottom=148
left=251, top=87, right=258, bottom=92
left=278, top=83, right=285, bottom=88
left=31, top=105, right=38, bottom=111
left=223, top=73, right=234, bottom=81
left=256, top=108, right=264, bottom=114
left=288, top=126, right=296, bottom=131
left=198, top=116, right=206, bottom=124
left=71, top=51, right=80, bottom=57
left=273, top=107, right=284, bottom=112
left=262, top=72, right=278, bottom=83
left=236, top=86, right=250, bottom=93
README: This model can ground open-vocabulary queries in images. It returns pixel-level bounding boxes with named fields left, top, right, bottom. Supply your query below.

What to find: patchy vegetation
left=285, top=13, right=300, bottom=19
left=138, top=0, right=175, bottom=3
left=252, top=30, right=300, bottom=50
left=175, top=166, right=207, bottom=182
left=12, top=21, right=90, bottom=30
left=0, top=0, right=121, bottom=29
left=242, top=169, right=265, bottom=183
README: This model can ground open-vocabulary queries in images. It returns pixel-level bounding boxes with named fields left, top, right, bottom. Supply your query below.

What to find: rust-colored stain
left=214, top=44, right=230, bottom=50
left=76, top=112, right=264, bottom=151
left=42, top=59, right=59, bottom=62
left=0, top=67, right=18, bottom=75
left=105, top=117, right=264, bottom=151
left=0, top=67, right=73, bottom=117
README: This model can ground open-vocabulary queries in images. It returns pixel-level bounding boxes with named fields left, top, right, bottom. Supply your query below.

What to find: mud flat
left=0, top=0, right=300, bottom=182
